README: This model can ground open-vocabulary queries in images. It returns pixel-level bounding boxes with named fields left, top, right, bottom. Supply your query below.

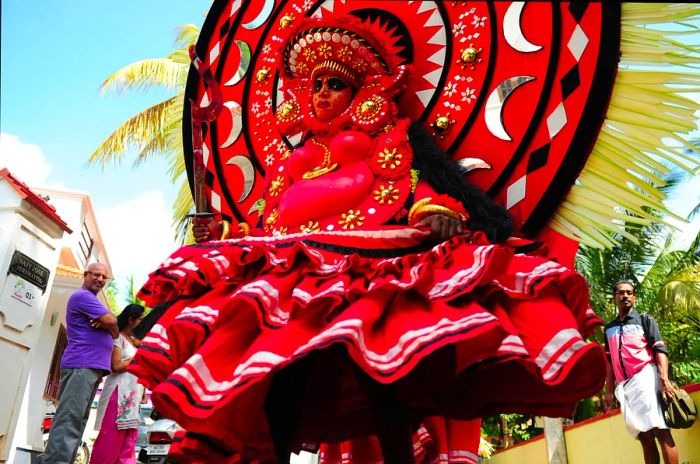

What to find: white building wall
left=4, top=185, right=112, bottom=463
left=0, top=181, right=66, bottom=463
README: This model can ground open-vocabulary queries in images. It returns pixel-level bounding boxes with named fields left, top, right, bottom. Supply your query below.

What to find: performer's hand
left=415, top=214, right=463, bottom=242
left=89, top=318, right=103, bottom=329
left=193, top=217, right=222, bottom=243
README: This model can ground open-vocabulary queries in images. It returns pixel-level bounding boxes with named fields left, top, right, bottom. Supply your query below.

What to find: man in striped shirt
left=603, top=280, right=677, bottom=464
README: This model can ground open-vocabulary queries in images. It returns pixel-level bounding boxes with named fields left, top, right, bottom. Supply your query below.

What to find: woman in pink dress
left=91, top=304, right=145, bottom=464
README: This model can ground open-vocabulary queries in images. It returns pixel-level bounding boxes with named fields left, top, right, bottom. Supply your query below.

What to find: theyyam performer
left=130, top=11, right=605, bottom=464
left=128, top=2, right=699, bottom=463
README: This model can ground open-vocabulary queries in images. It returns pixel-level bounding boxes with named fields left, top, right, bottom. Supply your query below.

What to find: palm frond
left=100, top=59, right=188, bottom=94
left=551, top=4, right=700, bottom=248
left=89, top=97, right=181, bottom=167
left=174, top=24, right=201, bottom=47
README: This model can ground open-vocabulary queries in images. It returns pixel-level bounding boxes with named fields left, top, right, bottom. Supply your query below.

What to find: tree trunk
left=543, top=417, right=568, bottom=464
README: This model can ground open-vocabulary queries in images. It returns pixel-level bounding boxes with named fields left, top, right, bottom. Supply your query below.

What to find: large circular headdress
left=183, top=1, right=699, bottom=247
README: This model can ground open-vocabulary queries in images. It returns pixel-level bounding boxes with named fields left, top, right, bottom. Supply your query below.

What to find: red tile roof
left=0, top=168, right=72, bottom=233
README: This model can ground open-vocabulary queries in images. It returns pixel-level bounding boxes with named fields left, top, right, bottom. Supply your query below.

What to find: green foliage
left=482, top=414, right=542, bottom=448
left=576, top=217, right=700, bottom=385
left=104, top=280, right=120, bottom=314
left=125, top=275, right=147, bottom=309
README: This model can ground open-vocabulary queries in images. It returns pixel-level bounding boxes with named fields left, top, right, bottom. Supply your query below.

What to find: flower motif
left=317, top=43, right=332, bottom=59
left=263, top=44, right=272, bottom=55
left=373, top=184, right=400, bottom=205
left=339, top=210, right=365, bottom=230
left=300, top=220, right=320, bottom=233
left=338, top=46, right=353, bottom=62
left=303, top=48, right=317, bottom=61
left=295, top=61, right=308, bottom=74
left=461, top=87, right=476, bottom=103
left=377, top=148, right=403, bottom=170
left=354, top=59, right=368, bottom=73
left=453, top=22, right=466, bottom=36
left=268, top=176, right=286, bottom=197
left=264, top=209, right=279, bottom=232
left=265, top=154, right=275, bottom=166
left=472, top=15, right=486, bottom=27
left=443, top=81, right=458, bottom=97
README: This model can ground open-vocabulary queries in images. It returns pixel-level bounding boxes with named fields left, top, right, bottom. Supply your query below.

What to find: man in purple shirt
left=43, top=262, right=118, bottom=464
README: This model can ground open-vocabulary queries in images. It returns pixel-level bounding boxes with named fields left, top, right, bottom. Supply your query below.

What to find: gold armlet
left=220, top=220, right=231, bottom=240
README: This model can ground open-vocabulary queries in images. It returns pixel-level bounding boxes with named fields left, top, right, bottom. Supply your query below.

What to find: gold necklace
left=302, top=138, right=338, bottom=179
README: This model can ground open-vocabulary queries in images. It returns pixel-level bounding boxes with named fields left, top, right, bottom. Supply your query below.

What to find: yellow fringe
left=549, top=3, right=700, bottom=248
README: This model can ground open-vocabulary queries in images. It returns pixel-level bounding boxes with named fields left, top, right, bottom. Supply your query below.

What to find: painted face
left=614, top=283, right=635, bottom=312
left=312, top=75, right=354, bottom=122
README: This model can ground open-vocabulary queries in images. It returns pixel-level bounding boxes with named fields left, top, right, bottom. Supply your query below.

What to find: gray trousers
left=42, top=368, right=103, bottom=464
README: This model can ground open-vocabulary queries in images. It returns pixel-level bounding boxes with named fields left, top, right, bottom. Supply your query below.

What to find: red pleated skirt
left=129, top=227, right=606, bottom=463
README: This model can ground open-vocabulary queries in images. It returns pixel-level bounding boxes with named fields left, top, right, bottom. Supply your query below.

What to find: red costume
left=130, top=11, right=607, bottom=464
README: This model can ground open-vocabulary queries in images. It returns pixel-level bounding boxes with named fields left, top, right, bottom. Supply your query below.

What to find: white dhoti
left=614, top=363, right=668, bottom=437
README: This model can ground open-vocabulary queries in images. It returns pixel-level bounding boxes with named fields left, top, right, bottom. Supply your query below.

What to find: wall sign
left=9, top=275, right=37, bottom=306
left=8, top=250, right=50, bottom=292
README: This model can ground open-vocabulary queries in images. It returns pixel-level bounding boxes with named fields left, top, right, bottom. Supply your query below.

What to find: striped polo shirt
left=604, top=309, right=667, bottom=383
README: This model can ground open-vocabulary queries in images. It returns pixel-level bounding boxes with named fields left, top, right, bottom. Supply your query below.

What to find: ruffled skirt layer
left=130, top=228, right=605, bottom=463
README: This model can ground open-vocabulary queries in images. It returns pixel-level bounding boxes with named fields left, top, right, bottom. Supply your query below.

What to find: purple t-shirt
left=60, top=288, right=114, bottom=372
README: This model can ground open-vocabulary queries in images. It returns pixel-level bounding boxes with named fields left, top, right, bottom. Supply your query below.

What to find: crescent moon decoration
left=457, top=158, right=492, bottom=173
left=242, top=0, right=275, bottom=30
left=503, top=2, right=543, bottom=53
left=226, top=155, right=256, bottom=202
left=224, top=41, right=251, bottom=86
left=484, top=76, right=536, bottom=141
left=220, top=101, right=243, bottom=148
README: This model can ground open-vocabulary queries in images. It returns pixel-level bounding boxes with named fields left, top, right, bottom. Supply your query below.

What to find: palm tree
left=104, top=279, right=120, bottom=314
left=88, top=25, right=200, bottom=242
left=124, top=275, right=147, bottom=307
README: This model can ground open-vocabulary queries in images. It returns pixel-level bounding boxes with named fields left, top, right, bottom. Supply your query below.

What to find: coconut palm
left=88, top=24, right=200, bottom=242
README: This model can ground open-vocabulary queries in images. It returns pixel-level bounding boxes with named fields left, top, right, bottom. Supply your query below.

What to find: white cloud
left=0, top=132, right=52, bottom=185
left=96, top=190, right=178, bottom=301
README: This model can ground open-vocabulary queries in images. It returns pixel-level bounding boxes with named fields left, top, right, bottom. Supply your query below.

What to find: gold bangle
left=414, top=205, right=463, bottom=223
left=407, top=198, right=433, bottom=224
left=220, top=220, right=231, bottom=240
left=408, top=200, right=465, bottom=226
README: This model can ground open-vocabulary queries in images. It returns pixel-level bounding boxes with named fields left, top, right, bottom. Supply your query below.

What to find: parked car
left=137, top=409, right=180, bottom=464
left=135, top=405, right=153, bottom=459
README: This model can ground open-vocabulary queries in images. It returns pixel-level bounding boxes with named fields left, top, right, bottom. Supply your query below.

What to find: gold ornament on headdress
left=311, top=60, right=360, bottom=88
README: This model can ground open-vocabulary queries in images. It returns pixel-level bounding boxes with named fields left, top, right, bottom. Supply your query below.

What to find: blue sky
left=1, top=0, right=210, bottom=298
left=1, top=1, right=698, bottom=304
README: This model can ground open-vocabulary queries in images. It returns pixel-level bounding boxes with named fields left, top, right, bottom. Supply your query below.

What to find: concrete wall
left=490, top=384, right=700, bottom=464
